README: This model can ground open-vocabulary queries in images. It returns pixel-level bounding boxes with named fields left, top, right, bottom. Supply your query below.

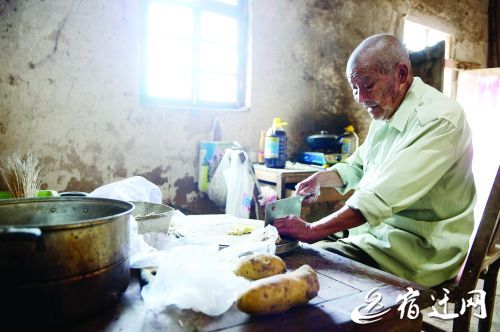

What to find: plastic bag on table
left=224, top=149, right=254, bottom=218
left=141, top=244, right=250, bottom=316
left=129, top=215, right=156, bottom=267
left=207, top=151, right=231, bottom=208
left=216, top=225, right=279, bottom=264
left=139, top=224, right=279, bottom=316
left=88, top=176, right=162, bottom=203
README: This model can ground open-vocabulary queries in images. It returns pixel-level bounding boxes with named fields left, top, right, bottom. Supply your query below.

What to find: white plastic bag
left=217, top=225, right=279, bottom=263
left=207, top=151, right=231, bottom=208
left=129, top=216, right=157, bottom=267
left=141, top=245, right=250, bottom=316
left=88, top=176, right=162, bottom=203
left=139, top=217, right=279, bottom=316
left=224, top=149, right=255, bottom=218
left=88, top=176, right=164, bottom=268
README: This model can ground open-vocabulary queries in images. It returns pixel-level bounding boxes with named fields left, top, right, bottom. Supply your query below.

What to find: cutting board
left=174, top=214, right=265, bottom=246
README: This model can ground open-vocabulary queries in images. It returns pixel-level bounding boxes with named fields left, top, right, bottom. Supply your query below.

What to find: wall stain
left=59, top=147, right=104, bottom=192
left=302, top=70, right=315, bottom=83
left=83, top=143, right=103, bottom=155
left=42, top=155, right=57, bottom=167
left=172, top=175, right=196, bottom=207
left=111, top=153, right=127, bottom=178
left=137, top=166, right=168, bottom=186
left=64, top=176, right=101, bottom=193
left=312, top=0, right=341, bottom=12
left=0, top=122, right=5, bottom=134
left=170, top=175, right=222, bottom=213
left=8, top=74, right=17, bottom=85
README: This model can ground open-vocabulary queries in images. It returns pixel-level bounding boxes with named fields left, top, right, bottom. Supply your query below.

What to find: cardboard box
left=198, top=141, right=234, bottom=192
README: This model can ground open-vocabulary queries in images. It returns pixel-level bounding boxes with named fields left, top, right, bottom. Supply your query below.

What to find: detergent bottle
left=264, top=118, right=287, bottom=168
left=340, top=125, right=359, bottom=158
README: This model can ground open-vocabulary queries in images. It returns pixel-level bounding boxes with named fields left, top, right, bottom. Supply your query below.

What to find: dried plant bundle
left=0, top=152, right=44, bottom=198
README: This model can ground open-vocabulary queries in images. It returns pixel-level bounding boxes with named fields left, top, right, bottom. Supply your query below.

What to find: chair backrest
left=456, top=166, right=500, bottom=292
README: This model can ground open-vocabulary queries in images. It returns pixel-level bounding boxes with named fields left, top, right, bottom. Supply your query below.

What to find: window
left=403, top=20, right=453, bottom=97
left=403, top=20, right=451, bottom=58
left=141, top=0, right=249, bottom=110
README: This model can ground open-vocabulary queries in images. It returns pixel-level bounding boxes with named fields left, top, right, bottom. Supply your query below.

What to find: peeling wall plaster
left=0, top=0, right=489, bottom=212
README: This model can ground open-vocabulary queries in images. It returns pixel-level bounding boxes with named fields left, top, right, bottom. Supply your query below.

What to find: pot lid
left=307, top=131, right=338, bottom=139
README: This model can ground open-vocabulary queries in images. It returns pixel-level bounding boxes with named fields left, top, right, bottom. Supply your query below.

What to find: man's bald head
left=347, top=34, right=411, bottom=76
left=346, top=34, right=414, bottom=121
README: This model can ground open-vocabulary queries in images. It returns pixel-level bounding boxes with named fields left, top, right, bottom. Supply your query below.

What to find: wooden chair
left=423, top=166, right=500, bottom=332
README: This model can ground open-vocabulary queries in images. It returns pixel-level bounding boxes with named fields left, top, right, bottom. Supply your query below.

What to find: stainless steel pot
left=0, top=197, right=134, bottom=327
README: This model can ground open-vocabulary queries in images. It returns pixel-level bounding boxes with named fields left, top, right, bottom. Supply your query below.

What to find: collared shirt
left=331, top=77, right=476, bottom=287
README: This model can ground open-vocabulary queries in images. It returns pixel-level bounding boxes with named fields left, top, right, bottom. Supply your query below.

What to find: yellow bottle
left=340, top=125, right=359, bottom=156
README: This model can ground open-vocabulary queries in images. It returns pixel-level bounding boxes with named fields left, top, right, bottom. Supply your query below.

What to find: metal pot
left=305, top=131, right=342, bottom=151
left=0, top=197, right=134, bottom=327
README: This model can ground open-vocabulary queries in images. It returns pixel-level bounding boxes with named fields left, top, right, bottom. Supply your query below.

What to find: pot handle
left=58, top=191, right=88, bottom=197
left=0, top=227, right=42, bottom=241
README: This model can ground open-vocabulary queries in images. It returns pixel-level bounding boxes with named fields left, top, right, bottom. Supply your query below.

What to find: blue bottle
left=264, top=118, right=288, bottom=168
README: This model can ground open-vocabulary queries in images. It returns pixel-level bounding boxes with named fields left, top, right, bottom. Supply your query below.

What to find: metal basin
left=0, top=197, right=134, bottom=326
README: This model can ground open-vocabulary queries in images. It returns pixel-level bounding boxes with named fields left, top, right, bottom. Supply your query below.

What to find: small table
left=70, top=244, right=436, bottom=331
left=253, top=164, right=319, bottom=198
left=253, top=164, right=352, bottom=221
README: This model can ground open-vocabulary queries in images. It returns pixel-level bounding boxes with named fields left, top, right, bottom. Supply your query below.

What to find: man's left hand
left=273, top=216, right=319, bottom=243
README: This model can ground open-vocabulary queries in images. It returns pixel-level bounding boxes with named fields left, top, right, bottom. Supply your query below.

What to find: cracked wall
left=0, top=0, right=488, bottom=212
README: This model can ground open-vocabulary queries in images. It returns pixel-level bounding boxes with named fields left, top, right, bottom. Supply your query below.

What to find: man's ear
left=397, top=63, right=410, bottom=84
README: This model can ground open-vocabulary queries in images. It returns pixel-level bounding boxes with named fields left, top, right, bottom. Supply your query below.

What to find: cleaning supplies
left=340, top=125, right=359, bottom=156
left=264, top=118, right=288, bottom=169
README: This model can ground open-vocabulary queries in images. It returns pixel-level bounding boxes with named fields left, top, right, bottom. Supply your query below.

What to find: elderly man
left=274, top=34, right=476, bottom=287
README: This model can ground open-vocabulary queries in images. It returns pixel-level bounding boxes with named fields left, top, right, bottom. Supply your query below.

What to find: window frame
left=140, top=0, right=249, bottom=110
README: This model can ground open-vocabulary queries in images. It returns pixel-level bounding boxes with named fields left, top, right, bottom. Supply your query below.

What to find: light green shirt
left=331, top=77, right=476, bottom=287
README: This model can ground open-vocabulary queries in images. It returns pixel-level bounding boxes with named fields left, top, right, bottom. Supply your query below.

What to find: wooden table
left=68, top=244, right=435, bottom=332
left=253, top=164, right=319, bottom=199
left=253, top=164, right=352, bottom=222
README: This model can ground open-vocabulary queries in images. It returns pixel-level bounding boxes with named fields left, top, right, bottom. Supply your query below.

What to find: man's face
left=347, top=65, right=400, bottom=121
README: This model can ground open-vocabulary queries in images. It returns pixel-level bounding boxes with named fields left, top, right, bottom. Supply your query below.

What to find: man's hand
left=273, top=215, right=321, bottom=243
left=274, top=206, right=367, bottom=244
left=295, top=174, right=320, bottom=204
left=295, top=170, right=345, bottom=204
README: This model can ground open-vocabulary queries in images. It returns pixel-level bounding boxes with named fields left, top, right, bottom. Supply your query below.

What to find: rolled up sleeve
left=332, top=162, right=363, bottom=194
left=329, top=144, right=365, bottom=195
left=345, top=190, right=392, bottom=226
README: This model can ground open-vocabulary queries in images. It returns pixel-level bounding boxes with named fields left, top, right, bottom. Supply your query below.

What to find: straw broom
left=0, top=152, right=44, bottom=198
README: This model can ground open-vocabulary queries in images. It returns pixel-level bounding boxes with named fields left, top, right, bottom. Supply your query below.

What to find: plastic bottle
left=264, top=118, right=288, bottom=168
left=340, top=125, right=359, bottom=156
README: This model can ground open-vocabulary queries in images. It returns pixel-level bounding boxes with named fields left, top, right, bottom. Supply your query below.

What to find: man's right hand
left=295, top=173, right=321, bottom=204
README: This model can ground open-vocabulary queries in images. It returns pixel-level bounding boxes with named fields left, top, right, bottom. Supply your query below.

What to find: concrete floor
left=422, top=277, right=500, bottom=331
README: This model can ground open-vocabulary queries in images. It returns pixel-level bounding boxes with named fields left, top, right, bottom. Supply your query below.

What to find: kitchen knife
left=264, top=193, right=313, bottom=226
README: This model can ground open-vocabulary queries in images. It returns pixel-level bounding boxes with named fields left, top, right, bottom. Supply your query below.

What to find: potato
left=236, top=264, right=320, bottom=315
left=233, top=253, right=286, bottom=280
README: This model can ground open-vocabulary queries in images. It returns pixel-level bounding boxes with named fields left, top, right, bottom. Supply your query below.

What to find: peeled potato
left=236, top=264, right=320, bottom=315
left=233, top=253, right=286, bottom=280
left=227, top=225, right=255, bottom=235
